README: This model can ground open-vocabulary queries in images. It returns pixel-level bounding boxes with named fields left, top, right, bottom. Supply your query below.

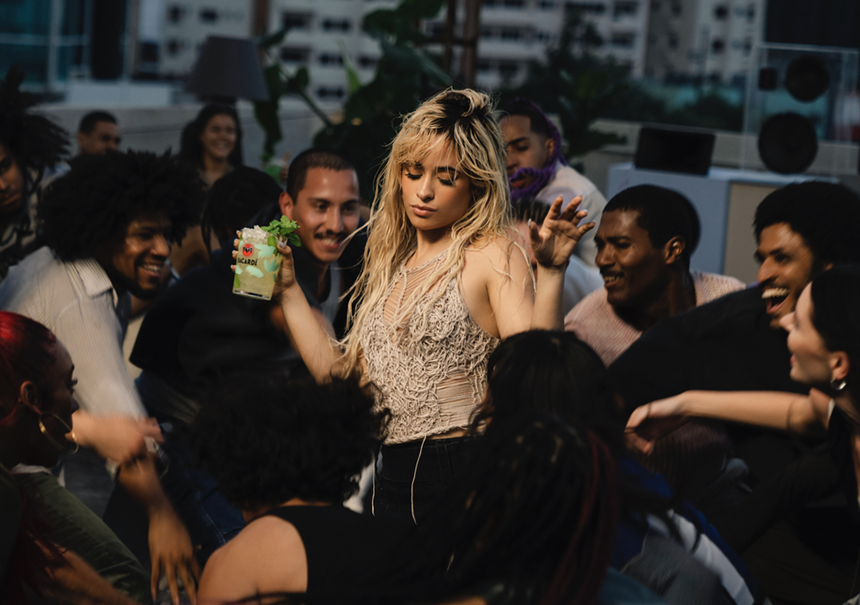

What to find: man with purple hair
left=501, top=98, right=608, bottom=266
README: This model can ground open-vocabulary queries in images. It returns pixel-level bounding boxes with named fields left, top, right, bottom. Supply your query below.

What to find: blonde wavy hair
left=340, top=89, right=513, bottom=375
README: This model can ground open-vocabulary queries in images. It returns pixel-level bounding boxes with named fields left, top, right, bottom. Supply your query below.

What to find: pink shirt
left=564, top=271, right=745, bottom=366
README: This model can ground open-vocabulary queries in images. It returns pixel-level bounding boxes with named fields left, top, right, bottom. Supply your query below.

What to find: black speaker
left=743, top=44, right=858, bottom=176
left=758, top=113, right=818, bottom=174
left=634, top=126, right=716, bottom=175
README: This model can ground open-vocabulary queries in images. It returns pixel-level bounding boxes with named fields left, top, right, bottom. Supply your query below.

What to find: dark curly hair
left=399, top=413, right=619, bottom=605
left=192, top=373, right=388, bottom=510
left=178, top=104, right=243, bottom=169
left=754, top=182, right=860, bottom=271
left=604, top=185, right=701, bottom=269
left=202, top=166, right=282, bottom=252
left=37, top=150, right=205, bottom=261
left=0, top=68, right=68, bottom=191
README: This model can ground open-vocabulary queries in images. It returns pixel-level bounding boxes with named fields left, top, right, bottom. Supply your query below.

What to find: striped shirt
left=0, top=246, right=145, bottom=419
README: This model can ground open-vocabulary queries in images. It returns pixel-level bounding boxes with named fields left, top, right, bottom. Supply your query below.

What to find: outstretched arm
left=625, top=389, right=831, bottom=453
left=238, top=240, right=343, bottom=383
left=529, top=196, right=595, bottom=330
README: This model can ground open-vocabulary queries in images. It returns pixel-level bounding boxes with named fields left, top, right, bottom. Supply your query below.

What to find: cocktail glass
left=232, top=226, right=283, bottom=300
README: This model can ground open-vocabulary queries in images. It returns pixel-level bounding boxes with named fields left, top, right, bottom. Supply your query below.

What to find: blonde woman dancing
left=259, top=89, right=592, bottom=523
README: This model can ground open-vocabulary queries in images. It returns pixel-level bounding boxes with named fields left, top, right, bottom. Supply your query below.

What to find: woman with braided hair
left=254, top=89, right=594, bottom=524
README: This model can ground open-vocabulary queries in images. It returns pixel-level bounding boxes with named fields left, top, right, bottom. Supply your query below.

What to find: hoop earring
left=831, top=378, right=848, bottom=392
left=39, top=413, right=78, bottom=454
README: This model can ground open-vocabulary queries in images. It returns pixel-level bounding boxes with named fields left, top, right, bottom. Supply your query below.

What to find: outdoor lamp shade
left=186, top=36, right=268, bottom=102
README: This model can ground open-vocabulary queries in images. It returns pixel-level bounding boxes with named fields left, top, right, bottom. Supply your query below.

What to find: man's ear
left=663, top=236, right=686, bottom=266
left=544, top=136, right=555, bottom=161
left=279, top=191, right=294, bottom=218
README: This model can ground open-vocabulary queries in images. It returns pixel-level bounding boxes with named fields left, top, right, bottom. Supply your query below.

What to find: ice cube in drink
left=232, top=226, right=283, bottom=300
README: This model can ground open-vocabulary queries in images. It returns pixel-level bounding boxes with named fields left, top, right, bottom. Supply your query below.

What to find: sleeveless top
left=262, top=505, right=401, bottom=600
left=360, top=252, right=500, bottom=444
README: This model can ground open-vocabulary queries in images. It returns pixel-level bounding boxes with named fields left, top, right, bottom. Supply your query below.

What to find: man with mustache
left=500, top=97, right=608, bottom=266
left=128, top=152, right=364, bottom=563
left=611, top=181, right=860, bottom=482
left=564, top=185, right=743, bottom=366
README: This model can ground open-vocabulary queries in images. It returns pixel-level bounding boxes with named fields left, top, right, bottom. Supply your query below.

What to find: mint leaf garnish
left=260, top=215, right=301, bottom=247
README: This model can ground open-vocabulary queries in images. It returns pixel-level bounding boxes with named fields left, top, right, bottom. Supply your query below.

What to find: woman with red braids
left=0, top=311, right=145, bottom=604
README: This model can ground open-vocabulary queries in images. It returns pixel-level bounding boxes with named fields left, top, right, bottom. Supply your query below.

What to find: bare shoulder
left=464, top=234, right=528, bottom=276
left=199, top=515, right=308, bottom=603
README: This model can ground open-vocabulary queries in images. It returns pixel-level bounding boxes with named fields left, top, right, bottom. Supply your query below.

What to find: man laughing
left=611, top=181, right=860, bottom=479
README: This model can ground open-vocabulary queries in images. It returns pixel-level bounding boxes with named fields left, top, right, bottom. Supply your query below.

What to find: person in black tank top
left=191, top=373, right=402, bottom=603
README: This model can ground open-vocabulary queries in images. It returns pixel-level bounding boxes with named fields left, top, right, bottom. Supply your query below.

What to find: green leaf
left=233, top=273, right=242, bottom=289
left=264, top=257, right=280, bottom=273
left=267, top=236, right=277, bottom=248
left=257, top=25, right=291, bottom=50
left=235, top=265, right=243, bottom=275
left=338, top=41, right=363, bottom=95
left=246, top=266, right=264, bottom=278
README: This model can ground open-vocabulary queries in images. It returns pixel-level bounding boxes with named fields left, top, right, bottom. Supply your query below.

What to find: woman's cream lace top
left=360, top=252, right=500, bottom=444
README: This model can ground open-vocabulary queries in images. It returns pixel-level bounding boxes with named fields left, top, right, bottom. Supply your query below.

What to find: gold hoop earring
left=39, top=413, right=78, bottom=454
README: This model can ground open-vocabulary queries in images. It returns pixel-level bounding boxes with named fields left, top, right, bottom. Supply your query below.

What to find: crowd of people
left=1, top=64, right=860, bottom=605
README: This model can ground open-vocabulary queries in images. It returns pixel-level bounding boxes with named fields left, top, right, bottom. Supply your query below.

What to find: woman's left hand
left=529, top=196, right=595, bottom=270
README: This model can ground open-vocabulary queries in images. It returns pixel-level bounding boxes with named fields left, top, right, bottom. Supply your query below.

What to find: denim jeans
left=372, top=436, right=476, bottom=526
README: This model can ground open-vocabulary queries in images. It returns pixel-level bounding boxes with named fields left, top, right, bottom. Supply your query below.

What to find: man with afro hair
left=0, top=68, right=68, bottom=279
left=0, top=149, right=205, bottom=604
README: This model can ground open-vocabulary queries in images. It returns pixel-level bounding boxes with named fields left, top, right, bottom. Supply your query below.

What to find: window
left=714, top=5, right=728, bottom=19
left=613, top=1, right=638, bottom=19
left=711, top=38, right=725, bottom=54
left=500, top=28, right=521, bottom=41
left=483, top=0, right=499, bottom=6
left=358, top=55, right=377, bottom=69
left=535, top=30, right=553, bottom=42
left=611, top=33, right=635, bottom=48
left=747, top=4, right=755, bottom=20
left=166, top=39, right=183, bottom=56
left=504, top=0, right=525, bottom=7
left=671, top=2, right=681, bottom=16
left=318, top=52, right=343, bottom=66
left=167, top=5, right=184, bottom=23
left=499, top=62, right=519, bottom=78
left=322, top=18, right=351, bottom=32
left=316, top=86, right=345, bottom=100
left=566, top=2, right=606, bottom=14
left=279, top=47, right=309, bottom=63
left=477, top=60, right=491, bottom=72
left=538, top=0, right=557, bottom=8
left=668, top=32, right=678, bottom=49
left=743, top=38, right=752, bottom=55
left=282, top=13, right=310, bottom=30
left=480, top=26, right=494, bottom=39
left=199, top=8, right=218, bottom=23
left=650, top=0, right=659, bottom=10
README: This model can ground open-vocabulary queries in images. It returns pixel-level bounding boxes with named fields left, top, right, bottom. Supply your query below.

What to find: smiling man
left=0, top=150, right=205, bottom=602
left=500, top=97, right=608, bottom=266
left=564, top=185, right=743, bottom=366
left=610, top=182, right=860, bottom=477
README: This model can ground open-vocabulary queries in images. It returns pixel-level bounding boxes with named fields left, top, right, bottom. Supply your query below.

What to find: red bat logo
left=242, top=243, right=254, bottom=257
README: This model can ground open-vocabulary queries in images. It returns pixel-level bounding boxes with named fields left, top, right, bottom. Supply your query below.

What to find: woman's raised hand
left=529, top=196, right=595, bottom=270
